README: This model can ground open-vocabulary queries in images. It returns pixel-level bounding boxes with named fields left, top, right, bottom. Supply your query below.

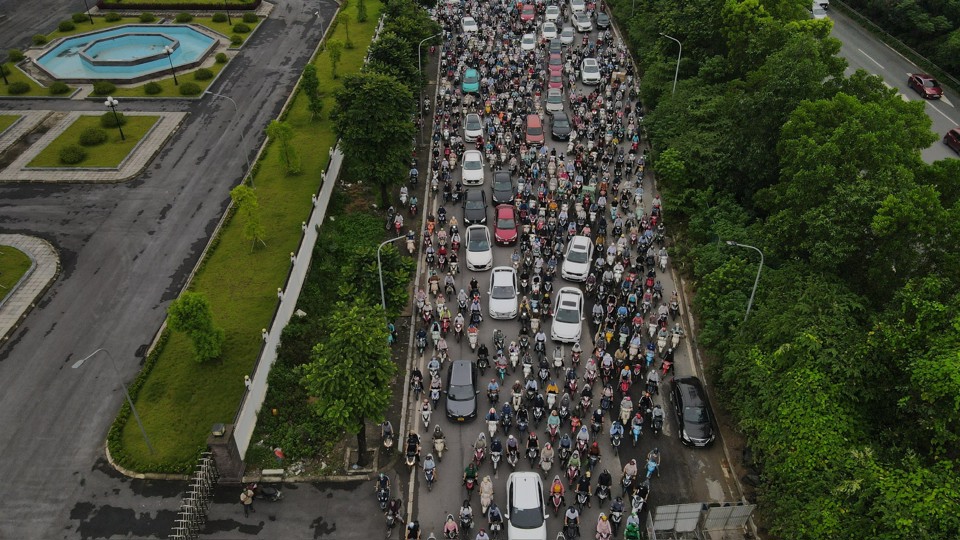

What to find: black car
left=446, top=360, right=479, bottom=422
left=551, top=112, right=573, bottom=141
left=670, top=377, right=716, bottom=447
left=596, top=11, right=610, bottom=29
left=463, top=189, right=488, bottom=225
left=548, top=39, right=563, bottom=54
left=491, top=170, right=515, bottom=205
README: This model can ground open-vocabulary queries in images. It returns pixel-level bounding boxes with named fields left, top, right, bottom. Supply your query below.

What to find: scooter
left=425, top=466, right=436, bottom=491
left=468, top=325, right=479, bottom=351
left=491, top=450, right=502, bottom=472
left=434, top=437, right=445, bottom=461
left=248, top=482, right=283, bottom=502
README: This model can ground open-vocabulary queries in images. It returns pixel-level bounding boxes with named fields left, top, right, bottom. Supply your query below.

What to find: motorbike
left=553, top=347, right=564, bottom=377
left=468, top=325, right=479, bottom=351
left=552, top=491, right=564, bottom=516
left=507, top=449, right=519, bottom=469
left=465, top=476, right=476, bottom=498
left=567, top=462, right=580, bottom=486
left=596, top=483, right=610, bottom=503
left=474, top=446, right=486, bottom=468
left=248, top=482, right=283, bottom=502
left=576, top=489, right=589, bottom=511
left=632, top=423, right=642, bottom=447
left=669, top=300, right=680, bottom=320
left=425, top=466, right=436, bottom=491
left=527, top=447, right=540, bottom=468
left=488, top=419, right=498, bottom=440
left=491, top=450, right=502, bottom=472
left=434, top=437, right=445, bottom=461
left=540, top=454, right=553, bottom=474
left=621, top=474, right=634, bottom=497
left=405, top=446, right=418, bottom=468
left=488, top=387, right=499, bottom=404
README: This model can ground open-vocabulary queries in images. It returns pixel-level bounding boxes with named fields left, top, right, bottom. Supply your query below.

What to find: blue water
left=37, top=25, right=217, bottom=80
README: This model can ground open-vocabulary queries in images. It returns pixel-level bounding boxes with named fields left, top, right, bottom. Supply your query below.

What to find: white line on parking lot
left=857, top=48, right=884, bottom=70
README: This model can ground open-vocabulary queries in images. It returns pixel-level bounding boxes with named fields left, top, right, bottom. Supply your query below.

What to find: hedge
left=95, top=0, right=262, bottom=11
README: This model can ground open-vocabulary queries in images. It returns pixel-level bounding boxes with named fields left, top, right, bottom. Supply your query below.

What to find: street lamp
left=417, top=32, right=442, bottom=113
left=224, top=0, right=232, bottom=25
left=72, top=348, right=156, bottom=455
left=204, top=91, right=252, bottom=176
left=725, top=241, right=764, bottom=323
left=659, top=32, right=682, bottom=95
left=81, top=0, right=94, bottom=24
left=103, top=96, right=125, bottom=141
left=162, top=45, right=178, bottom=85
left=377, top=235, right=407, bottom=319
left=1, top=60, right=8, bottom=86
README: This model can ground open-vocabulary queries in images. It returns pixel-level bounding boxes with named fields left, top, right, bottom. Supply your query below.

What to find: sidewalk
left=0, top=234, right=60, bottom=344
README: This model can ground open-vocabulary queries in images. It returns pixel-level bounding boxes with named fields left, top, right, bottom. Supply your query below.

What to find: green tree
left=333, top=71, right=415, bottom=207
left=301, top=64, right=322, bottom=120
left=365, top=32, right=418, bottom=89
left=356, top=0, right=368, bottom=22
left=339, top=12, right=353, bottom=48
left=297, top=301, right=395, bottom=465
left=265, top=120, right=301, bottom=175
left=230, top=184, right=266, bottom=250
left=167, top=292, right=225, bottom=363
left=327, top=40, right=344, bottom=79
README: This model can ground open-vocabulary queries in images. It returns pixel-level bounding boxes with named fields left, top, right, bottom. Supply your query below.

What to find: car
left=494, top=204, right=519, bottom=245
left=670, top=376, right=716, bottom=447
left=908, top=73, right=942, bottom=99
left=551, top=287, right=583, bottom=343
left=464, top=112, right=483, bottom=142
left=521, top=33, right=537, bottom=51
left=462, top=16, right=479, bottom=33
left=569, top=0, right=585, bottom=13
left=445, top=359, right=478, bottom=422
left=545, top=5, right=561, bottom=22
left=581, top=58, right=600, bottom=85
left=547, top=52, right=563, bottom=71
left=462, top=150, right=485, bottom=186
left=572, top=11, right=592, bottom=32
left=811, top=1, right=827, bottom=18
left=520, top=4, right=536, bottom=22
left=548, top=39, right=563, bottom=54
left=465, top=225, right=494, bottom=271
left=541, top=22, right=558, bottom=40
left=491, top=170, right=515, bottom=204
left=488, top=266, right=519, bottom=319
left=462, top=68, right=480, bottom=94
left=596, top=11, right=610, bottom=29
left=506, top=472, right=548, bottom=540
left=547, top=73, right=564, bottom=90
left=560, top=26, right=575, bottom=45
left=525, top=114, right=545, bottom=145
left=551, top=111, right=572, bottom=140
left=944, top=127, right=960, bottom=154
left=561, top=235, right=594, bottom=281
left=545, top=88, right=564, bottom=114
left=463, top=188, right=488, bottom=225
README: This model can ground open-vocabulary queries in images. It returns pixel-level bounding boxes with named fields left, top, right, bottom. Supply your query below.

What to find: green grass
left=198, top=17, right=261, bottom=45
left=0, top=246, right=33, bottom=303
left=115, top=0, right=385, bottom=472
left=1, top=65, right=72, bottom=97
left=28, top=116, right=159, bottom=168
left=0, top=115, right=21, bottom=134
left=100, top=0, right=255, bottom=4
left=109, top=62, right=228, bottom=97
left=45, top=17, right=140, bottom=40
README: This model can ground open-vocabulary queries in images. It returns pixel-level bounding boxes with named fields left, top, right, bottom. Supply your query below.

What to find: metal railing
left=169, top=453, right=220, bottom=540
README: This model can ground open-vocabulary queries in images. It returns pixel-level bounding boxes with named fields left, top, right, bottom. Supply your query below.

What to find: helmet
left=508, top=435, right=516, bottom=441
left=600, top=513, right=608, bottom=521
left=592, top=441, right=599, bottom=448
left=544, top=442, right=552, bottom=450
left=408, top=522, right=416, bottom=529
left=427, top=453, right=434, bottom=460
left=530, top=432, right=538, bottom=439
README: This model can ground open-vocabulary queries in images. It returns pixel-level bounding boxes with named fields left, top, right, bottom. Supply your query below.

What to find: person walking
left=240, top=487, right=255, bottom=517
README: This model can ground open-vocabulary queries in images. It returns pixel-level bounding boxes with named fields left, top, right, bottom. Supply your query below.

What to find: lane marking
left=881, top=81, right=909, bottom=101
left=928, top=102, right=953, bottom=122
left=940, top=95, right=954, bottom=108
left=883, top=41, right=915, bottom=66
left=857, top=48, right=884, bottom=70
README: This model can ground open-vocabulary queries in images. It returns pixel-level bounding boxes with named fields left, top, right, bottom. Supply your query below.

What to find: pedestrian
left=240, top=487, right=255, bottom=517
left=244, top=375, right=252, bottom=390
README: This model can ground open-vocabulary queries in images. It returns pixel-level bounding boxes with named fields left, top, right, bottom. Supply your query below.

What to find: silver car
left=545, top=88, right=564, bottom=114
left=559, top=26, right=575, bottom=45
left=488, top=266, right=519, bottom=320
left=464, top=113, right=483, bottom=142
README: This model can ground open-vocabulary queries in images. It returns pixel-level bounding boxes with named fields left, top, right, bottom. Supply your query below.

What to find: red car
left=908, top=73, right=942, bottom=99
left=547, top=73, right=564, bottom=90
left=520, top=4, right=536, bottom=22
left=525, top=114, right=545, bottom=145
left=944, top=127, right=960, bottom=154
left=494, top=204, right=519, bottom=245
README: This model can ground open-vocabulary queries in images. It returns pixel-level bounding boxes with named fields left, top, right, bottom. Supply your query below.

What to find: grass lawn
left=109, top=62, right=228, bottom=98
left=198, top=17, right=261, bottom=45
left=1, top=66, right=73, bottom=97
left=44, top=17, right=140, bottom=40
left=28, top=116, right=159, bottom=168
left=100, top=0, right=255, bottom=4
left=0, top=246, right=33, bottom=303
left=116, top=0, right=384, bottom=472
left=0, top=115, right=21, bottom=134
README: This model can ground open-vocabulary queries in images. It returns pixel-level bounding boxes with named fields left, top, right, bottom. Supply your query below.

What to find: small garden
left=0, top=246, right=33, bottom=302
left=27, top=114, right=159, bottom=168
left=1, top=54, right=73, bottom=97
left=105, top=61, right=228, bottom=98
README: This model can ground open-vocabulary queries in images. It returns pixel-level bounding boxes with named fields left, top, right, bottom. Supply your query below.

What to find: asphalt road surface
left=0, top=1, right=339, bottom=538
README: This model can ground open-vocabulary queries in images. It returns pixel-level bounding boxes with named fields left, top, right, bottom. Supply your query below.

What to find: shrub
left=211, top=13, right=228, bottom=23
left=59, top=145, right=87, bottom=165
left=215, top=52, right=228, bottom=64
left=193, top=68, right=213, bottom=81
left=242, top=13, right=258, bottom=23
left=7, top=82, right=30, bottom=95
left=32, top=34, right=48, bottom=45
left=79, top=127, right=108, bottom=146
left=232, top=23, right=250, bottom=33
left=144, top=82, right=163, bottom=95
left=92, top=81, right=116, bottom=95
left=8, top=49, right=25, bottom=63
left=72, top=13, right=89, bottom=24
left=59, top=20, right=76, bottom=32
left=139, top=12, right=156, bottom=23
left=49, top=81, right=71, bottom=95
left=104, top=12, right=122, bottom=22
left=100, top=112, right=127, bottom=128
left=179, top=82, right=202, bottom=96
left=230, top=34, right=243, bottom=46
left=175, top=12, right=193, bottom=23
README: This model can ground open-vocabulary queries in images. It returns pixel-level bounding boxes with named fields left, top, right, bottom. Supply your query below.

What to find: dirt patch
left=0, top=112, right=62, bottom=169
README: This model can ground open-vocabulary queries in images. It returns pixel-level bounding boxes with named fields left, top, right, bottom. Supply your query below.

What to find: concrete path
left=0, top=234, right=59, bottom=343
left=0, top=110, right=53, bottom=154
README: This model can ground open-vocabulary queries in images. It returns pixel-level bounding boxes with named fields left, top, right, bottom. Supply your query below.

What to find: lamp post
left=81, top=0, right=94, bottom=24
left=725, top=241, right=764, bottom=323
left=204, top=91, right=251, bottom=175
left=417, top=32, right=442, bottom=113
left=1, top=60, right=8, bottom=86
left=224, top=0, right=232, bottom=25
left=162, top=45, right=178, bottom=85
left=659, top=32, right=682, bottom=95
left=104, top=96, right=125, bottom=141
left=72, top=348, right=155, bottom=455
left=378, top=235, right=406, bottom=319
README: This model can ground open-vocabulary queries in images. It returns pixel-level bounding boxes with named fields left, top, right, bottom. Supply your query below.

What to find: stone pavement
left=0, top=111, right=187, bottom=183
left=0, top=234, right=59, bottom=343
left=0, top=110, right=52, bottom=153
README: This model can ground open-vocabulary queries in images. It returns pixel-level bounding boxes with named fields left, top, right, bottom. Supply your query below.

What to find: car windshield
left=466, top=117, right=481, bottom=129
left=555, top=303, right=579, bottom=324
left=555, top=116, right=570, bottom=129
left=449, top=384, right=475, bottom=401
left=527, top=125, right=543, bottom=136
left=510, top=506, right=544, bottom=529
left=683, top=405, right=708, bottom=424
left=548, top=93, right=562, bottom=102
left=464, top=159, right=482, bottom=170
left=497, top=215, right=516, bottom=229
left=924, top=79, right=940, bottom=87
left=492, top=284, right=515, bottom=299
left=468, top=234, right=489, bottom=251
left=567, top=246, right=589, bottom=263
left=464, top=72, right=478, bottom=84
left=495, top=180, right=512, bottom=192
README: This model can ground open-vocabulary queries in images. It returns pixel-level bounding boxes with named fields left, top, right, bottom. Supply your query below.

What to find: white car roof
left=570, top=235, right=591, bottom=249
left=464, top=150, right=483, bottom=161
left=557, top=287, right=583, bottom=304
left=583, top=58, right=598, bottom=67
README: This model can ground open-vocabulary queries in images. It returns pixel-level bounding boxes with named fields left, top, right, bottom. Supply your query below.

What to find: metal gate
left=169, top=452, right=220, bottom=540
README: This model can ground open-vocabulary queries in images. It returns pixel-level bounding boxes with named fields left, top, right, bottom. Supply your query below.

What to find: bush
left=59, top=20, right=76, bottom=32
left=32, top=34, right=48, bottom=45
left=72, top=13, right=89, bottom=24
left=59, top=145, right=87, bottom=165
left=7, top=82, right=30, bottom=95
left=179, top=82, right=202, bottom=96
left=232, top=23, right=250, bottom=33
left=193, top=68, right=213, bottom=81
left=104, top=12, right=122, bottom=22
left=8, top=49, right=25, bottom=63
left=144, top=82, right=163, bottom=95
left=100, top=112, right=127, bottom=128
left=139, top=12, right=155, bottom=23
left=92, top=81, right=116, bottom=95
left=230, top=34, right=243, bottom=46
left=215, top=52, right=228, bottom=64
left=49, top=81, right=71, bottom=95
left=242, top=12, right=258, bottom=23
left=79, top=127, right=108, bottom=146
left=175, top=12, right=193, bottom=23
left=211, top=13, right=228, bottom=23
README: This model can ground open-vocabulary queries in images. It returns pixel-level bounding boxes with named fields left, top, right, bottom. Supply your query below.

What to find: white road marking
left=940, top=95, right=954, bottom=108
left=858, top=48, right=884, bottom=70
left=883, top=81, right=910, bottom=101
left=928, top=102, right=953, bottom=122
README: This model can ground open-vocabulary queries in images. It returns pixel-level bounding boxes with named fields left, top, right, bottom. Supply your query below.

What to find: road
left=0, top=0, right=79, bottom=55
left=829, top=8, right=959, bottom=162
left=0, top=1, right=339, bottom=538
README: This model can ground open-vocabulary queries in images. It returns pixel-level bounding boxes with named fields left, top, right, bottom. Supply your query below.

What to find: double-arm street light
left=725, top=241, right=764, bottom=323
left=81, top=0, right=94, bottom=24
left=72, top=348, right=155, bottom=454
left=659, top=32, right=682, bottom=95
left=162, top=45, right=178, bottom=85
left=378, top=235, right=407, bottom=320
left=104, top=96, right=125, bottom=141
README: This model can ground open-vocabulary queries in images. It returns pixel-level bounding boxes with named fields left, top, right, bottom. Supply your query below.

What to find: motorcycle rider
left=406, top=432, right=421, bottom=463
left=407, top=520, right=422, bottom=540
left=474, top=529, right=490, bottom=540
left=547, top=409, right=561, bottom=432
left=609, top=419, right=624, bottom=441
left=595, top=469, right=612, bottom=500
left=564, top=504, right=581, bottom=536
left=588, top=441, right=601, bottom=470
left=541, top=442, right=555, bottom=467
left=460, top=500, right=474, bottom=530
left=596, top=513, right=613, bottom=539
left=487, top=379, right=500, bottom=398
left=423, top=453, right=437, bottom=481
left=506, top=434, right=519, bottom=455
left=551, top=474, right=566, bottom=498
left=487, top=502, right=504, bottom=528
left=576, top=472, right=593, bottom=508
left=463, top=462, right=478, bottom=485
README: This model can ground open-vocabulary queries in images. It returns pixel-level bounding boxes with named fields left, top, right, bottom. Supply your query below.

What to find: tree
left=301, top=64, right=322, bottom=120
left=339, top=12, right=353, bottom=49
left=365, top=32, right=418, bottom=89
left=167, top=292, right=225, bottom=363
left=356, top=0, right=368, bottom=22
left=326, top=40, right=344, bottom=79
left=297, top=301, right=395, bottom=465
left=230, top=184, right=266, bottom=250
left=333, top=71, right=415, bottom=207
left=265, top=120, right=301, bottom=175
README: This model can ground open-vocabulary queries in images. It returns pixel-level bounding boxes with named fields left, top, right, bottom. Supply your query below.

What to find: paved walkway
left=0, top=111, right=186, bottom=183
left=0, top=234, right=59, bottom=343
left=0, top=110, right=52, bottom=154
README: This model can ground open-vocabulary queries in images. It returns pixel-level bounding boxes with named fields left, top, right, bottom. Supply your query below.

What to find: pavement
left=0, top=233, right=59, bottom=342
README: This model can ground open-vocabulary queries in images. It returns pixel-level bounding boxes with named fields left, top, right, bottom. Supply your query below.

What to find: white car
left=521, top=33, right=537, bottom=52
left=462, top=150, right=485, bottom=186
left=488, top=266, right=519, bottom=320
left=811, top=1, right=827, bottom=18
left=559, top=26, right=575, bottom=45
left=462, top=16, right=479, bottom=33
left=545, top=5, right=561, bottom=22
left=464, top=113, right=483, bottom=142
left=541, top=22, right=558, bottom=40
left=506, top=472, right=548, bottom=540
left=569, top=0, right=585, bottom=13
left=581, top=58, right=601, bottom=85
left=545, top=88, right=564, bottom=114
left=465, top=225, right=493, bottom=271
left=572, top=11, right=592, bottom=32
left=551, top=287, right=584, bottom=343
left=561, top=235, right=593, bottom=281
